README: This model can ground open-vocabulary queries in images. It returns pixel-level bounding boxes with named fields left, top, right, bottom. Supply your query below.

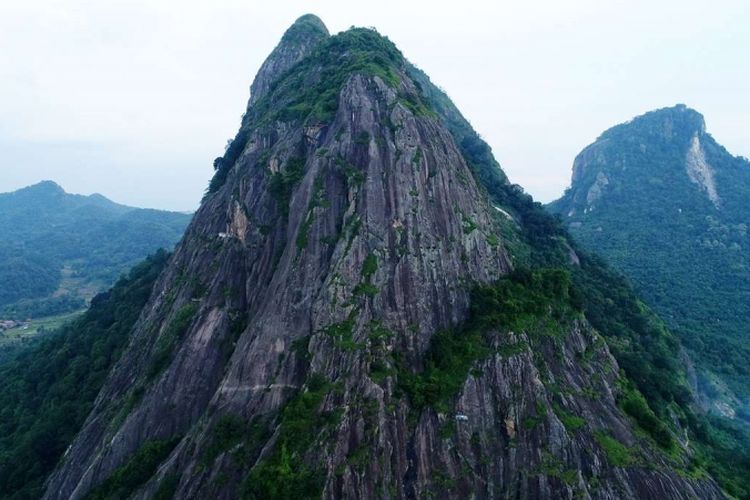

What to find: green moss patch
left=241, top=374, right=338, bottom=499
left=398, top=268, right=577, bottom=413
left=593, top=430, right=634, bottom=467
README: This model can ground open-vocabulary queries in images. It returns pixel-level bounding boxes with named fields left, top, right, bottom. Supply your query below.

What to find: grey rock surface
left=43, top=19, right=724, bottom=500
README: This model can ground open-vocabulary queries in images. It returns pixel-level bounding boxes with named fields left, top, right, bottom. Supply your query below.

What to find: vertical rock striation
left=44, top=19, right=725, bottom=500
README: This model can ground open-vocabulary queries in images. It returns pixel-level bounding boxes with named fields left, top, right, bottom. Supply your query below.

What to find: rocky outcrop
left=686, top=134, right=720, bottom=207
left=558, top=105, right=712, bottom=215
left=44, top=20, right=724, bottom=500
left=586, top=171, right=609, bottom=207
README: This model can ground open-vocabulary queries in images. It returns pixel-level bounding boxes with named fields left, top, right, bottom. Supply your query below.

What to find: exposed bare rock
left=43, top=22, right=724, bottom=500
left=585, top=172, right=609, bottom=207
left=686, top=134, right=720, bottom=207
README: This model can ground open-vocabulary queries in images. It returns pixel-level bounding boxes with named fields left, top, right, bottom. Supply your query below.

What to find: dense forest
left=0, top=181, right=189, bottom=319
left=0, top=251, right=169, bottom=499
left=548, top=106, right=750, bottom=426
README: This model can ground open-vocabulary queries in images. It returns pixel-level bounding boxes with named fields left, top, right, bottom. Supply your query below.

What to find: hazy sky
left=1, top=0, right=747, bottom=211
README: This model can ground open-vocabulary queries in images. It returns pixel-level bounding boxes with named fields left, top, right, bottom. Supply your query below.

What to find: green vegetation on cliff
left=408, top=75, right=748, bottom=496
left=85, top=437, right=181, bottom=500
left=399, top=269, right=576, bottom=413
left=242, top=373, right=336, bottom=499
left=0, top=251, right=169, bottom=499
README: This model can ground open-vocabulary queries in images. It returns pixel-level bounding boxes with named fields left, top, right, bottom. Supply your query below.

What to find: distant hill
left=0, top=181, right=190, bottom=319
left=549, top=105, right=750, bottom=423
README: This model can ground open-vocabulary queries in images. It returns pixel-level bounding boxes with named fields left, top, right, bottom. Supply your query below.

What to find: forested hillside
left=0, top=181, right=189, bottom=320
left=549, top=106, right=750, bottom=424
left=0, top=251, right=169, bottom=499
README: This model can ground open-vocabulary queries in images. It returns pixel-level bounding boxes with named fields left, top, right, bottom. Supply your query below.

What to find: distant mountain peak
left=549, top=106, right=750, bottom=447
left=553, top=105, right=724, bottom=216
left=648, top=103, right=706, bottom=134
left=21, top=180, right=65, bottom=195
left=599, top=104, right=706, bottom=144
left=0, top=180, right=190, bottom=324
left=0, top=181, right=190, bottom=217
left=87, top=192, right=112, bottom=202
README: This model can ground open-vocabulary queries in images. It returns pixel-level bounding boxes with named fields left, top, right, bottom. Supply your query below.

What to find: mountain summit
left=558, top=105, right=721, bottom=213
left=248, top=14, right=330, bottom=107
left=40, top=19, right=725, bottom=499
left=550, top=105, right=750, bottom=427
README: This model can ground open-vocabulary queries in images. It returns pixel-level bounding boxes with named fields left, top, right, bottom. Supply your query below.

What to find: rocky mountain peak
left=248, top=14, right=330, bottom=106
left=599, top=104, right=706, bottom=143
left=16, top=179, right=65, bottom=196
left=41, top=19, right=725, bottom=500
left=556, top=105, right=719, bottom=215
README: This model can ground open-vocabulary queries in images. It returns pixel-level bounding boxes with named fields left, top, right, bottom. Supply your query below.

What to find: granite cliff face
left=44, top=18, right=724, bottom=499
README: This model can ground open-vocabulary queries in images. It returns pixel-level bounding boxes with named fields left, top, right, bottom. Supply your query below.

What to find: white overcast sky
left=1, top=0, right=747, bottom=211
